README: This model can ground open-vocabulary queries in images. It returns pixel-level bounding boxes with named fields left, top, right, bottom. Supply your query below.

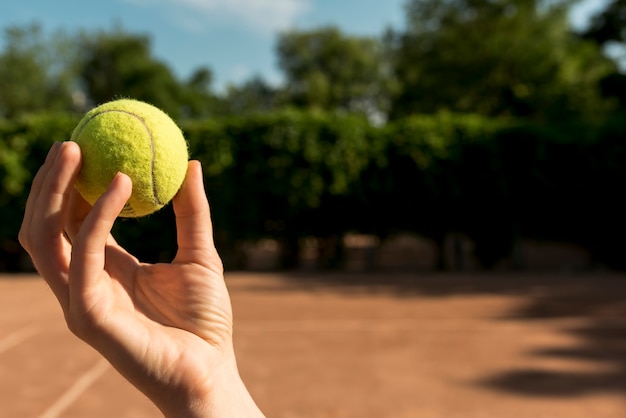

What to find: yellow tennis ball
left=71, top=99, right=189, bottom=218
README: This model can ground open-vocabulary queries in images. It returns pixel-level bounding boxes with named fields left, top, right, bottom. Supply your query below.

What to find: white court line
left=37, top=358, right=110, bottom=418
left=0, top=325, right=39, bottom=355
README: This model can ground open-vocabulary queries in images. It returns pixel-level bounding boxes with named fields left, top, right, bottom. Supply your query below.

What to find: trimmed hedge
left=1, top=110, right=624, bottom=271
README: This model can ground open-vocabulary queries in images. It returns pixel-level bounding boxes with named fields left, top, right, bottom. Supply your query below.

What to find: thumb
left=173, top=161, right=220, bottom=269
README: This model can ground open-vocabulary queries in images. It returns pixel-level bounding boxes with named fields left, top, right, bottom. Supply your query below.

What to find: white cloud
left=137, top=0, right=311, bottom=34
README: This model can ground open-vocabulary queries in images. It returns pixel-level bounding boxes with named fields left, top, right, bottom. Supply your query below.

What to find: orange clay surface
left=1, top=271, right=626, bottom=418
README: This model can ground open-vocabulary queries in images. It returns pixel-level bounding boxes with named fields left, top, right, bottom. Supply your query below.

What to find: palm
left=51, top=160, right=231, bottom=395
left=135, top=262, right=232, bottom=347
left=70, top=227, right=233, bottom=394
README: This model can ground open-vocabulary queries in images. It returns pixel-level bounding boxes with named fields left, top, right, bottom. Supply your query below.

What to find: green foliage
left=181, top=67, right=221, bottom=118
left=277, top=26, right=393, bottom=117
left=190, top=110, right=372, bottom=237
left=583, top=0, right=626, bottom=44
left=353, top=113, right=507, bottom=268
left=0, top=24, right=76, bottom=118
left=220, top=77, right=280, bottom=116
left=0, top=112, right=77, bottom=203
left=75, top=27, right=224, bottom=120
left=0, top=112, right=77, bottom=270
left=0, top=24, right=222, bottom=120
left=580, top=0, right=626, bottom=113
left=3, top=0, right=626, bottom=270
left=2, top=110, right=626, bottom=270
left=391, top=0, right=616, bottom=120
left=78, top=28, right=184, bottom=117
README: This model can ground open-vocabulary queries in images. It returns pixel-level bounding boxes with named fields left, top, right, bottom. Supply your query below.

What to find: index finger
left=69, top=172, right=132, bottom=306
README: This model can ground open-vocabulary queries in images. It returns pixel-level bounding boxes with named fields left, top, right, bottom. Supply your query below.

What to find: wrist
left=161, top=351, right=264, bottom=418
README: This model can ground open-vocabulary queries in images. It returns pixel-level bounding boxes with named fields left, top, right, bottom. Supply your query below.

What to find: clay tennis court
left=1, top=271, right=626, bottom=417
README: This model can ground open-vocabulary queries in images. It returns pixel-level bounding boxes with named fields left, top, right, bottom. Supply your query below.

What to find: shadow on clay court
left=239, top=271, right=626, bottom=398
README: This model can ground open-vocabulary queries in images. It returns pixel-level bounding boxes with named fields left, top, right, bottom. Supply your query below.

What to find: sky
left=0, top=0, right=613, bottom=92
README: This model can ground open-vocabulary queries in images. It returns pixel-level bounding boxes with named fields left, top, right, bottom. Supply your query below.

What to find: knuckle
left=66, top=316, right=91, bottom=340
left=66, top=323, right=89, bottom=341
left=65, top=316, right=82, bottom=337
left=70, top=230, right=90, bottom=257
left=18, top=228, right=29, bottom=250
left=65, top=309, right=102, bottom=340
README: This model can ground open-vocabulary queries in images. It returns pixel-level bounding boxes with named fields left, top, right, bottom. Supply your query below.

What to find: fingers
left=69, top=172, right=132, bottom=301
left=66, top=185, right=137, bottom=271
left=66, top=172, right=126, bottom=248
left=20, top=141, right=61, bottom=240
left=31, top=142, right=82, bottom=244
left=173, top=161, right=221, bottom=269
left=19, top=141, right=82, bottom=306
left=65, top=187, right=92, bottom=242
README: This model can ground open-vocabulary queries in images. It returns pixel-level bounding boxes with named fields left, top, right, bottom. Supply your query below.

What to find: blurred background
left=2, top=0, right=626, bottom=273
left=3, top=2, right=626, bottom=417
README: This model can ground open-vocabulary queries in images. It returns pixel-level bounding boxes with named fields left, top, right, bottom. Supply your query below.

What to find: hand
left=19, top=141, right=263, bottom=418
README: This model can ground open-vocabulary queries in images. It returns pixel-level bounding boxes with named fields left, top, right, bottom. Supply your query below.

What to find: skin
left=19, top=141, right=264, bottom=418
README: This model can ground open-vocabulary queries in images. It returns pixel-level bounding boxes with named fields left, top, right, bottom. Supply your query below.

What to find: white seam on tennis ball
left=75, top=109, right=162, bottom=207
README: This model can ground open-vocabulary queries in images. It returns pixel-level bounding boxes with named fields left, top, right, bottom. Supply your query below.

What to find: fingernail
left=112, top=171, right=132, bottom=186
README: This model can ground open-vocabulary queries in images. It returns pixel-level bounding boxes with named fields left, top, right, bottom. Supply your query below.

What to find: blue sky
left=0, top=0, right=611, bottom=92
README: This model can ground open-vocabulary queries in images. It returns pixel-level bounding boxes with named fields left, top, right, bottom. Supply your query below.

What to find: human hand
left=19, top=141, right=263, bottom=418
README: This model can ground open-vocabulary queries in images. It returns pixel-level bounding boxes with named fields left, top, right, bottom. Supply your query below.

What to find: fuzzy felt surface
left=71, top=99, right=189, bottom=217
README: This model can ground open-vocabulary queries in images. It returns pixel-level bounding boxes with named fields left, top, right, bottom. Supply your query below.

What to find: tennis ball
left=70, top=99, right=188, bottom=218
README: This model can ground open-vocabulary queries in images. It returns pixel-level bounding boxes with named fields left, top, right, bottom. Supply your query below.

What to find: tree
left=78, top=28, right=186, bottom=118
left=221, top=76, right=279, bottom=115
left=276, top=26, right=393, bottom=120
left=180, top=66, right=222, bottom=118
left=583, top=0, right=626, bottom=44
left=581, top=0, right=626, bottom=108
left=390, top=0, right=615, bottom=120
left=0, top=23, right=76, bottom=117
